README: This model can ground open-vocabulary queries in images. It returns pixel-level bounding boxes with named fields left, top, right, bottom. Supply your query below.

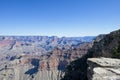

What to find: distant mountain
left=0, top=36, right=95, bottom=58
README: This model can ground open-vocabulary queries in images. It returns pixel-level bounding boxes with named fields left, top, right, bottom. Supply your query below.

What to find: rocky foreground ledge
left=87, top=57, right=120, bottom=80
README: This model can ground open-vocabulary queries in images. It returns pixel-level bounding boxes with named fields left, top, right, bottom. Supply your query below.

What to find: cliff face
left=89, top=29, right=120, bottom=58
left=62, top=29, right=120, bottom=80
left=87, top=58, right=120, bottom=80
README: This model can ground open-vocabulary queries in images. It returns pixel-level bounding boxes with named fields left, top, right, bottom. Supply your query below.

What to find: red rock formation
left=38, top=42, right=92, bottom=71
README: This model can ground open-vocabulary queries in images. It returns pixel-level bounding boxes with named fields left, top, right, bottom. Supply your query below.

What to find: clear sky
left=0, top=0, right=120, bottom=37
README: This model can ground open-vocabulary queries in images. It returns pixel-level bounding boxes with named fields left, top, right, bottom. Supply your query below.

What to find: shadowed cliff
left=61, top=29, right=120, bottom=80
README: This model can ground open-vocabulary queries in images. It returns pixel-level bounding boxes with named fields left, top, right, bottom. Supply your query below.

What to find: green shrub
left=112, top=42, right=120, bottom=58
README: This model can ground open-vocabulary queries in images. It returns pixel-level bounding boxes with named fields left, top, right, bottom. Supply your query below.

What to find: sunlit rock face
left=87, top=58, right=120, bottom=80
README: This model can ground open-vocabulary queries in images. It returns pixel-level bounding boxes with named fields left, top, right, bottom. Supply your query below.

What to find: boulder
left=87, top=57, right=120, bottom=80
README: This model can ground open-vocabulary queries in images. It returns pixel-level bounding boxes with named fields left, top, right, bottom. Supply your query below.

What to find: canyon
left=0, top=36, right=94, bottom=80
left=0, top=29, right=120, bottom=80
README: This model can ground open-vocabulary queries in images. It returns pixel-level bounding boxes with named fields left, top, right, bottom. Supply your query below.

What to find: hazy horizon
left=0, top=35, right=96, bottom=38
left=0, top=0, right=120, bottom=37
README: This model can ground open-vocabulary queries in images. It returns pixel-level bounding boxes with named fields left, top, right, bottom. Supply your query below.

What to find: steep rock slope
left=62, top=29, right=120, bottom=80
left=90, top=29, right=120, bottom=58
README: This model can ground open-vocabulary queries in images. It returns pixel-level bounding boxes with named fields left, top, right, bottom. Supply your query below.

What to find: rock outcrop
left=89, top=29, right=120, bottom=58
left=87, top=57, right=120, bottom=80
left=62, top=29, right=120, bottom=80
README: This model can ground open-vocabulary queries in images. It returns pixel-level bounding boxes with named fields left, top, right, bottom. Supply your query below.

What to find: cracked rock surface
left=87, top=57, right=120, bottom=80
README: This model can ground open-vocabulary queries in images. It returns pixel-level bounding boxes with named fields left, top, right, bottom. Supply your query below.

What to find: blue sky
left=0, top=0, right=120, bottom=37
